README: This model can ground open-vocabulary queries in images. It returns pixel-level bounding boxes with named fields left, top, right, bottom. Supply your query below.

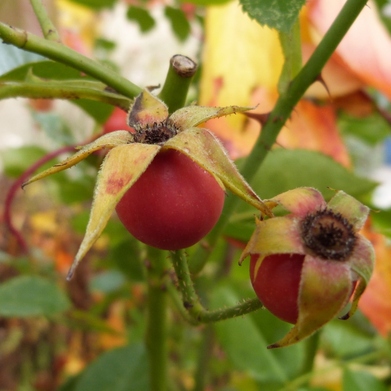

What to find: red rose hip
left=250, top=253, right=305, bottom=324
left=115, top=149, right=225, bottom=250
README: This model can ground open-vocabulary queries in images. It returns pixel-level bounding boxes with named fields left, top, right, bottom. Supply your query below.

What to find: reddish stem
left=3, top=145, right=76, bottom=254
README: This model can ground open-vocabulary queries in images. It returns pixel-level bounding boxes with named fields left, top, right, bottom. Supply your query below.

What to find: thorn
left=245, top=111, right=271, bottom=127
left=315, top=74, right=332, bottom=101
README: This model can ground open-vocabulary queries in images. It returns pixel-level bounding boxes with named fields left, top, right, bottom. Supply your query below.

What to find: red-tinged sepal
left=66, top=143, right=160, bottom=279
left=241, top=187, right=375, bottom=348
left=22, top=131, right=134, bottom=188
left=128, top=89, right=168, bottom=129
left=169, top=104, right=254, bottom=130
left=163, top=127, right=273, bottom=217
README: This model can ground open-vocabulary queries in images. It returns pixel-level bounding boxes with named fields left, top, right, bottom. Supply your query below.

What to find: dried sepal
left=163, top=127, right=273, bottom=217
left=169, top=104, right=254, bottom=130
left=128, top=89, right=168, bottom=129
left=22, top=131, right=134, bottom=188
left=67, top=143, right=160, bottom=279
left=269, top=256, right=352, bottom=349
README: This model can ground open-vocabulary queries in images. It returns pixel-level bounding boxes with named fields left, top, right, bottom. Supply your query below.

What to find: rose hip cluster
left=240, top=187, right=374, bottom=348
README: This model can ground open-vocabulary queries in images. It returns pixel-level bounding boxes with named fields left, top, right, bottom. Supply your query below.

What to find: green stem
left=193, top=326, right=214, bottom=391
left=145, top=247, right=169, bottom=391
left=30, top=0, right=61, bottom=42
left=158, top=54, right=197, bottom=113
left=278, top=18, right=302, bottom=94
left=0, top=23, right=141, bottom=99
left=299, top=331, right=320, bottom=378
left=0, top=80, right=132, bottom=109
left=170, top=250, right=262, bottom=324
left=189, top=0, right=369, bottom=273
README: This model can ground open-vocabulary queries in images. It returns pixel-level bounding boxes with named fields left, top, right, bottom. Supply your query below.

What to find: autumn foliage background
left=1, top=0, right=391, bottom=390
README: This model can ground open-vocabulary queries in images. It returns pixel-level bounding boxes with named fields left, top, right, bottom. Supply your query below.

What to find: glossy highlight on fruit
left=250, top=253, right=305, bottom=324
left=115, top=149, right=225, bottom=250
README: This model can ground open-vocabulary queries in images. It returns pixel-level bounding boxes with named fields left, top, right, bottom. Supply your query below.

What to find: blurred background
left=1, top=1, right=391, bottom=390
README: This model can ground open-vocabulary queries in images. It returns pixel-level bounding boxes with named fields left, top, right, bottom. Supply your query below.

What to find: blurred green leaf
left=74, top=343, right=149, bottom=391
left=321, top=317, right=375, bottom=359
left=343, top=368, right=388, bottom=391
left=126, top=6, right=156, bottom=32
left=239, top=0, right=306, bottom=33
left=371, top=207, right=391, bottom=238
left=211, top=285, right=288, bottom=387
left=164, top=6, right=191, bottom=42
left=0, top=276, right=70, bottom=317
left=180, top=0, right=231, bottom=5
left=242, top=149, right=377, bottom=200
left=339, top=113, right=391, bottom=146
left=1, top=145, right=47, bottom=177
left=67, top=0, right=116, bottom=10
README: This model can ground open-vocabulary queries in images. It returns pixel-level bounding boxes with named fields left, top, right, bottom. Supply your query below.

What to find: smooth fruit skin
left=115, top=149, right=225, bottom=250
left=250, top=253, right=305, bottom=324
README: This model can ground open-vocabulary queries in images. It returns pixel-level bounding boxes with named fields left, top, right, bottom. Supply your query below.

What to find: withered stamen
left=301, top=209, right=357, bottom=261
left=133, top=120, right=178, bottom=145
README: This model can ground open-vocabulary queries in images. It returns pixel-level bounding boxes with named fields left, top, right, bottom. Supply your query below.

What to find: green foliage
left=247, top=149, right=377, bottom=200
left=211, top=285, right=291, bottom=387
left=227, top=149, right=377, bottom=242
left=339, top=112, right=391, bottom=146
left=164, top=6, right=191, bottom=42
left=343, top=368, right=389, bottom=391
left=67, top=0, right=117, bottom=10
left=239, top=0, right=306, bottom=33
left=126, top=6, right=156, bottom=33
left=1, top=145, right=47, bottom=177
left=0, top=276, right=70, bottom=317
left=180, top=0, right=231, bottom=5
left=72, top=344, right=150, bottom=391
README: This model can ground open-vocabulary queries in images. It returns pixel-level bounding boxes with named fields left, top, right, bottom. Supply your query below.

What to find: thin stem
left=193, top=326, right=214, bottom=391
left=145, top=247, right=169, bottom=391
left=278, top=18, right=302, bottom=94
left=170, top=250, right=262, bottom=324
left=158, top=54, right=197, bottom=113
left=30, top=0, right=61, bottom=42
left=299, top=331, right=321, bottom=377
left=4, top=145, right=75, bottom=253
left=189, top=0, right=369, bottom=273
left=0, top=80, right=132, bottom=110
left=0, top=23, right=141, bottom=99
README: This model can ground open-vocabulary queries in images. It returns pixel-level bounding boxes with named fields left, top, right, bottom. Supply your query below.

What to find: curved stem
left=4, top=145, right=75, bottom=253
left=0, top=23, right=142, bottom=99
left=170, top=250, right=262, bottom=324
left=189, top=0, right=369, bottom=273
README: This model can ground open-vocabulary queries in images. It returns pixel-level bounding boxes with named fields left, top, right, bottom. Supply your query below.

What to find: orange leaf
left=277, top=99, right=350, bottom=167
left=359, top=223, right=391, bottom=337
left=308, top=0, right=391, bottom=100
